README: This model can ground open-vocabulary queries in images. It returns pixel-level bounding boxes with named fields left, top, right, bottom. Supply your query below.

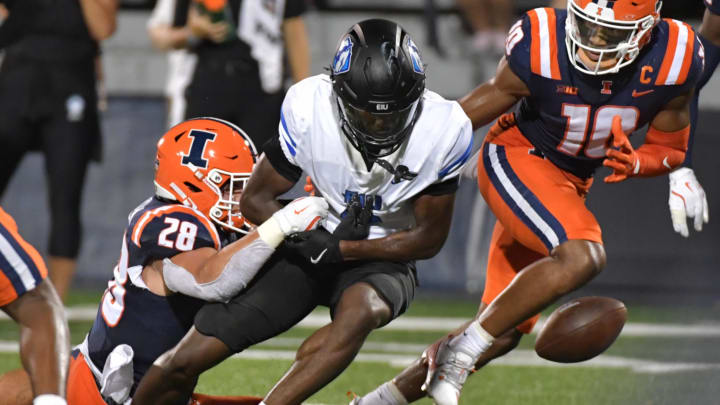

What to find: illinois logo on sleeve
left=333, top=36, right=354, bottom=75
left=406, top=37, right=424, bottom=74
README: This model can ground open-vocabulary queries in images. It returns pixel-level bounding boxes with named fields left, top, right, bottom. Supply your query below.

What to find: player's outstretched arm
left=158, top=197, right=328, bottom=302
left=459, top=56, right=530, bottom=131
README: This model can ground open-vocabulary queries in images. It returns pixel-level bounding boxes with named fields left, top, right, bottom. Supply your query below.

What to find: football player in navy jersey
left=0, top=117, right=328, bottom=405
left=352, top=1, right=704, bottom=404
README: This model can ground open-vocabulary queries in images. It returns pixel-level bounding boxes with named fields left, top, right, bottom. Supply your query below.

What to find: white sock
left=33, top=395, right=66, bottom=405
left=357, top=381, right=408, bottom=405
left=449, top=320, right=495, bottom=361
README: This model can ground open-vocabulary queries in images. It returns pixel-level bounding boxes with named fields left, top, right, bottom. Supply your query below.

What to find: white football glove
left=272, top=196, right=328, bottom=235
left=668, top=167, right=709, bottom=238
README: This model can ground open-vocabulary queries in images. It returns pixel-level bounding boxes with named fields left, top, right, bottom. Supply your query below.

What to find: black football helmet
left=330, top=19, right=426, bottom=162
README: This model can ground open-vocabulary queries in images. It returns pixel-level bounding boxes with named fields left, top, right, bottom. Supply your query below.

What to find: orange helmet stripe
left=656, top=19, right=695, bottom=86
left=131, top=205, right=221, bottom=249
left=529, top=8, right=562, bottom=80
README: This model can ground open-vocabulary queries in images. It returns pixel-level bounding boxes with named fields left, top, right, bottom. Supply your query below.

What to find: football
left=534, top=296, right=627, bottom=363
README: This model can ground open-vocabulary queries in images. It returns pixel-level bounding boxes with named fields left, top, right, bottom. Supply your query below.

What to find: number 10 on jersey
left=558, top=104, right=639, bottom=158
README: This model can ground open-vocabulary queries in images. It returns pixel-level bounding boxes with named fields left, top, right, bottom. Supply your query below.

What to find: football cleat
left=347, top=390, right=361, bottom=404
left=423, top=334, right=475, bottom=405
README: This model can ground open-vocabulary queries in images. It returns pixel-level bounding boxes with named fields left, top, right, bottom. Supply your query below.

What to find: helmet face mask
left=566, top=0, right=661, bottom=75
left=337, top=96, right=421, bottom=158
left=330, top=19, right=426, bottom=162
left=154, top=117, right=258, bottom=234
left=206, top=168, right=251, bottom=233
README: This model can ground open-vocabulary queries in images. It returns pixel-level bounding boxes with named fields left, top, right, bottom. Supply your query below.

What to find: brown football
left=534, top=296, right=627, bottom=363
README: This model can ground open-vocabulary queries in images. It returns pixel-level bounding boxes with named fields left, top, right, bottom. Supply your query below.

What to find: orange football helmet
left=154, top=117, right=258, bottom=233
left=566, top=0, right=662, bottom=74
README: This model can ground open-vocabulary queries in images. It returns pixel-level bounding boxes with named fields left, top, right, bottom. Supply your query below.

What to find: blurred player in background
left=353, top=1, right=704, bottom=404
left=0, top=0, right=118, bottom=301
left=0, top=207, right=70, bottom=405
left=0, top=118, right=328, bottom=405
left=132, top=18, right=473, bottom=405
left=181, top=0, right=310, bottom=151
left=456, top=0, right=513, bottom=54
left=147, top=0, right=198, bottom=128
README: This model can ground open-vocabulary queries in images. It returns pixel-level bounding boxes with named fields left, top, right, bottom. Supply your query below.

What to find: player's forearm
left=80, top=0, right=118, bottom=40
left=635, top=125, right=690, bottom=176
left=339, top=229, right=447, bottom=262
left=164, top=231, right=276, bottom=302
left=241, top=156, right=296, bottom=224
left=241, top=191, right=284, bottom=225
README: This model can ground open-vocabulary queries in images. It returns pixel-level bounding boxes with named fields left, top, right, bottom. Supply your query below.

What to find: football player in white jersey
left=132, top=19, right=474, bottom=405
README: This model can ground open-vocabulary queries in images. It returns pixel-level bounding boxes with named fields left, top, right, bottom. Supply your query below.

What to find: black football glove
left=286, top=228, right=343, bottom=265
left=332, top=194, right=373, bottom=241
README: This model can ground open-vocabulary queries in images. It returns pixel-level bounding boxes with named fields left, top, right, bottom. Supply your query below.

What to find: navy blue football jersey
left=505, top=8, right=704, bottom=179
left=86, top=197, right=226, bottom=392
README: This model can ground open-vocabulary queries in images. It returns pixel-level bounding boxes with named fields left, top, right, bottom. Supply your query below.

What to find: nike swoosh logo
left=310, top=248, right=328, bottom=264
left=632, top=89, right=654, bottom=98
left=662, top=156, right=671, bottom=169
left=294, top=206, right=309, bottom=215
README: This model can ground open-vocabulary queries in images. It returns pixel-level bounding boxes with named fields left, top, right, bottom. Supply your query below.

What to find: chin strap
left=374, top=159, right=418, bottom=184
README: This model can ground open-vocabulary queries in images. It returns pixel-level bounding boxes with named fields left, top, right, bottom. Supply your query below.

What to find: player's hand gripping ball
left=535, top=296, right=627, bottom=363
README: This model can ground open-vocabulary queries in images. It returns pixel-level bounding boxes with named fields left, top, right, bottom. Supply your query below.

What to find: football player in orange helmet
left=0, top=118, right=328, bottom=405
left=353, top=1, right=703, bottom=404
left=154, top=117, right=259, bottom=234
left=566, top=0, right=661, bottom=74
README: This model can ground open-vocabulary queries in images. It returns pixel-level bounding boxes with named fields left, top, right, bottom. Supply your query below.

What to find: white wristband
left=256, top=217, right=285, bottom=248
left=33, top=395, right=67, bottom=405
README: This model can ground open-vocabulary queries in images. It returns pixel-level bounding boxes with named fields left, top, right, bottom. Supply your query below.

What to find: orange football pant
left=477, top=117, right=603, bottom=333
left=67, top=350, right=263, bottom=405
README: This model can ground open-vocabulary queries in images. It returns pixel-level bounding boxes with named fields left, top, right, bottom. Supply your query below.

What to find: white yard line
left=232, top=348, right=720, bottom=374
left=2, top=306, right=719, bottom=337
left=1, top=340, right=717, bottom=375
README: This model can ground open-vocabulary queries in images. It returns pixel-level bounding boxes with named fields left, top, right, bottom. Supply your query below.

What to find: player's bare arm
left=240, top=154, right=293, bottom=224
left=651, top=91, right=693, bottom=132
left=459, top=56, right=531, bottom=131
left=340, top=192, right=455, bottom=262
left=701, top=9, right=720, bottom=44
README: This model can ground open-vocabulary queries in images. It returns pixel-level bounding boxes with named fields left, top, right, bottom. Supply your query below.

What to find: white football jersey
left=278, top=74, right=473, bottom=239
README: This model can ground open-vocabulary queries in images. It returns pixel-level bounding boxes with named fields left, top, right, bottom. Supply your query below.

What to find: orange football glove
left=602, top=116, right=639, bottom=183
left=304, top=175, right=316, bottom=196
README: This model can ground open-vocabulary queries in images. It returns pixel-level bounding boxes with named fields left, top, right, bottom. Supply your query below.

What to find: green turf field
left=1, top=291, right=719, bottom=404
